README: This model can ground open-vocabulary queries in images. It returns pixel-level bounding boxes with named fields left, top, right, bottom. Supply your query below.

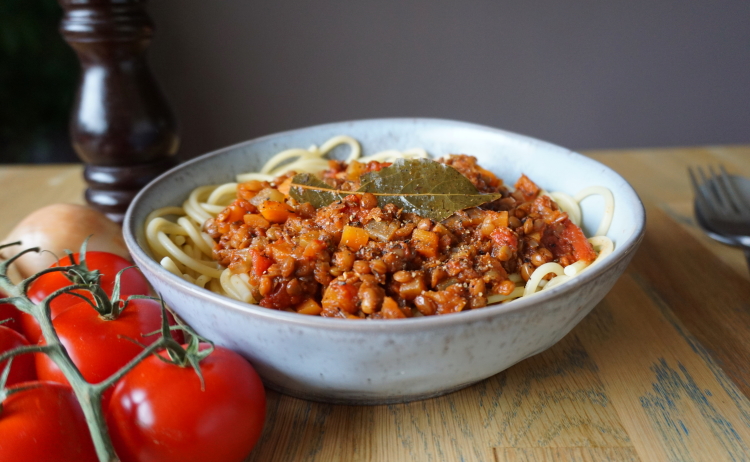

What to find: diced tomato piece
left=269, top=241, right=294, bottom=261
left=542, top=218, right=596, bottom=263
left=259, top=281, right=303, bottom=309
left=303, top=240, right=327, bottom=259
left=530, top=195, right=555, bottom=215
left=365, top=161, right=391, bottom=173
left=250, top=250, right=273, bottom=276
left=514, top=174, right=540, bottom=201
left=560, top=220, right=597, bottom=263
left=490, top=227, right=518, bottom=251
left=321, top=282, right=359, bottom=314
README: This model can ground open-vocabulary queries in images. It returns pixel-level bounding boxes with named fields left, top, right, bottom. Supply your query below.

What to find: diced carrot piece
left=381, top=297, right=406, bottom=319
left=250, top=188, right=286, bottom=207
left=479, top=211, right=509, bottom=236
left=227, top=205, right=246, bottom=223
left=296, top=298, right=322, bottom=316
left=514, top=174, right=540, bottom=201
left=243, top=213, right=270, bottom=228
left=341, top=225, right=369, bottom=251
left=397, top=277, right=427, bottom=300
left=237, top=180, right=264, bottom=200
left=242, top=180, right=266, bottom=192
left=259, top=200, right=292, bottom=223
left=495, top=211, right=509, bottom=228
left=250, top=249, right=273, bottom=276
left=277, top=177, right=293, bottom=197
left=345, top=160, right=366, bottom=181
left=412, top=228, right=439, bottom=258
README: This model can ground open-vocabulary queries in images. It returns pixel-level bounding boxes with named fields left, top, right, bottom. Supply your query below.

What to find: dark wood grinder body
left=59, top=0, right=178, bottom=222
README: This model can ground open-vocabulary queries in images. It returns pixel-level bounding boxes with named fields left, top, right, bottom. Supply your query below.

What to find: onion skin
left=1, top=204, right=130, bottom=278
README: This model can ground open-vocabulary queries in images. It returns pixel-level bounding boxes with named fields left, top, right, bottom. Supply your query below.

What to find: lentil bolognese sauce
left=145, top=136, right=614, bottom=319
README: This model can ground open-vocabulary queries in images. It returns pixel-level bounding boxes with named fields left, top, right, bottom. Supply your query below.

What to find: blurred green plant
left=0, top=0, right=78, bottom=163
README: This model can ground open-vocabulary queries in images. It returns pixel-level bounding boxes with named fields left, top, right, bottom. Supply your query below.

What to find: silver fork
left=688, top=165, right=750, bottom=270
left=689, top=165, right=750, bottom=236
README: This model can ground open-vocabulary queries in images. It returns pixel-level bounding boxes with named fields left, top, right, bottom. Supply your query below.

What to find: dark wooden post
left=58, top=0, right=179, bottom=223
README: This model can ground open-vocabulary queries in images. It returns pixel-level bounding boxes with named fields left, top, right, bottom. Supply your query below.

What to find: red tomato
left=0, top=302, right=23, bottom=336
left=21, top=251, right=150, bottom=344
left=0, top=325, right=36, bottom=386
left=0, top=381, right=98, bottom=462
left=35, top=298, right=167, bottom=387
left=107, top=345, right=266, bottom=462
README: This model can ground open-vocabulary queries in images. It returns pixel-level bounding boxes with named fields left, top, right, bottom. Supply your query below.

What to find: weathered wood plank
left=495, top=447, right=641, bottom=462
left=578, top=273, right=750, bottom=462
left=630, top=206, right=750, bottom=398
left=0, top=164, right=84, bottom=239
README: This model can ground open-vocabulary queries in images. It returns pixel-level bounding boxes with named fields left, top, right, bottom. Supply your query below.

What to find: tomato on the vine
left=107, top=345, right=266, bottom=462
left=0, top=302, right=22, bottom=336
left=0, top=381, right=98, bottom=462
left=35, top=298, right=170, bottom=387
left=0, top=325, right=36, bottom=386
left=21, top=251, right=150, bottom=344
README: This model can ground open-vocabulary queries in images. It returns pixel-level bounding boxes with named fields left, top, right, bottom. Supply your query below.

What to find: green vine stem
left=0, top=243, right=178, bottom=462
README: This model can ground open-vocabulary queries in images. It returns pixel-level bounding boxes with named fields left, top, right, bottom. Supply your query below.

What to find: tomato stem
left=32, top=287, right=120, bottom=461
left=0, top=244, right=164, bottom=462
left=93, top=339, right=165, bottom=393
left=0, top=245, right=40, bottom=272
left=0, top=344, right=55, bottom=366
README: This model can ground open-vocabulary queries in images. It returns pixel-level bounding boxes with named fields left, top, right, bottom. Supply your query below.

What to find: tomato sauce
left=204, top=155, right=596, bottom=319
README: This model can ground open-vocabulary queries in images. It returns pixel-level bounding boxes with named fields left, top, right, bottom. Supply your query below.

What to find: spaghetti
left=144, top=136, right=615, bottom=317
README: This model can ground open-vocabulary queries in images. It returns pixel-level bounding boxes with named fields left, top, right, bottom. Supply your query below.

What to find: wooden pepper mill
left=58, top=0, right=179, bottom=223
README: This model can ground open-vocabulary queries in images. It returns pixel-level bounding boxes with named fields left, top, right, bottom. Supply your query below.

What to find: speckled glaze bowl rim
left=123, top=117, right=646, bottom=333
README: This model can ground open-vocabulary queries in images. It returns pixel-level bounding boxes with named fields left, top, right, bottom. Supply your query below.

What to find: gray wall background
left=147, top=1, right=750, bottom=160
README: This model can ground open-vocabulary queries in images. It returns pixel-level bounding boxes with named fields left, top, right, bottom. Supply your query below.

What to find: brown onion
left=0, top=204, right=130, bottom=278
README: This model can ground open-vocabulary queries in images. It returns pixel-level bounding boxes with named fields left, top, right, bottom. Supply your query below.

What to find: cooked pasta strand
left=523, top=262, right=565, bottom=297
left=575, top=186, right=615, bottom=237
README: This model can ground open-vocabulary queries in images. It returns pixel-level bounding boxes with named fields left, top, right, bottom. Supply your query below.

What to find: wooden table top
left=2, top=145, right=750, bottom=462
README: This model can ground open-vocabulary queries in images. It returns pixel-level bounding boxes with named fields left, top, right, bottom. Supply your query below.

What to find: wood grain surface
left=1, top=145, right=749, bottom=462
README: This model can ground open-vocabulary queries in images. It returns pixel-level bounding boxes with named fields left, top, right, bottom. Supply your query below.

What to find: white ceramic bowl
left=123, top=118, right=645, bottom=404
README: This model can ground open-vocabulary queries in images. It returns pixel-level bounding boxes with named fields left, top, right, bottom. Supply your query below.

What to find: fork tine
left=708, top=165, right=733, bottom=211
left=689, top=166, right=717, bottom=216
left=717, top=165, right=750, bottom=213
left=695, top=165, right=725, bottom=212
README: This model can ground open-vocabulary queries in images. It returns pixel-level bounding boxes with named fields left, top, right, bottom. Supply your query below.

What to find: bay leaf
left=288, top=173, right=352, bottom=208
left=289, top=158, right=501, bottom=222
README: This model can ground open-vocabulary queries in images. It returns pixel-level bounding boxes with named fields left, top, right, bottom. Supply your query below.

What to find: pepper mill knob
left=58, top=0, right=179, bottom=223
